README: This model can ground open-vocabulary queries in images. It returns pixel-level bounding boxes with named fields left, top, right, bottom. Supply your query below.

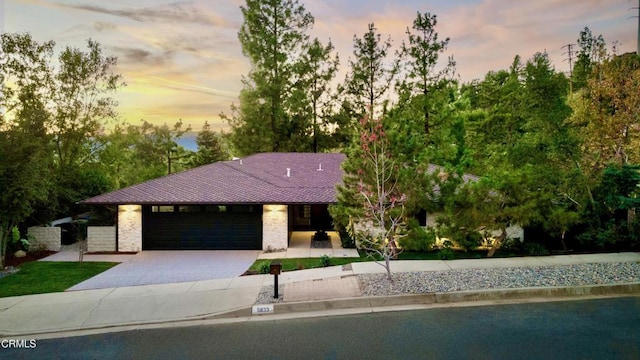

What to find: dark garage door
left=142, top=205, right=262, bottom=250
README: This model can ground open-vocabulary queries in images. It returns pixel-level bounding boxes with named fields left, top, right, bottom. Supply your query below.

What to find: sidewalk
left=1, top=252, right=639, bottom=338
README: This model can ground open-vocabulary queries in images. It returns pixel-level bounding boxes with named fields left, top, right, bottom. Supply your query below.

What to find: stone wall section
left=117, top=205, right=142, bottom=252
left=27, top=226, right=61, bottom=251
left=87, top=226, right=116, bottom=252
left=262, top=204, right=288, bottom=251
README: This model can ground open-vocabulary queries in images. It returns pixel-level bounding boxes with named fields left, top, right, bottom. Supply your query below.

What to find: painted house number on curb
left=252, top=304, right=274, bottom=315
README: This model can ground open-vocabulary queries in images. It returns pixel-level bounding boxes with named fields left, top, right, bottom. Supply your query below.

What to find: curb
left=3, top=283, right=639, bottom=338
left=212, top=282, right=640, bottom=319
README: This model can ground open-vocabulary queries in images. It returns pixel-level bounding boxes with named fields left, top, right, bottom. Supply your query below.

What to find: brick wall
left=262, top=204, right=288, bottom=251
left=87, top=226, right=116, bottom=252
left=27, top=226, right=61, bottom=251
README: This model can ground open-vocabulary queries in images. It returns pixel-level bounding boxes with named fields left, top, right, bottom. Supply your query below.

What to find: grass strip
left=0, top=261, right=119, bottom=298
left=249, top=257, right=363, bottom=273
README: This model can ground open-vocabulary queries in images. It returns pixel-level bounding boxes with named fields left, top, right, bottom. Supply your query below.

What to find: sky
left=3, top=0, right=638, bottom=133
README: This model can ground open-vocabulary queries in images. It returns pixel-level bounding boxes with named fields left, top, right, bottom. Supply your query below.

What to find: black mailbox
left=270, top=261, right=282, bottom=275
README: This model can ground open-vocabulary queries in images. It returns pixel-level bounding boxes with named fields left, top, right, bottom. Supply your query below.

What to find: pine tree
left=193, top=121, right=229, bottom=166
left=343, top=23, right=399, bottom=117
left=224, top=0, right=314, bottom=154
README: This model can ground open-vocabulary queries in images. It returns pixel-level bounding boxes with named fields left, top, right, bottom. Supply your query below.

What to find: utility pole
left=562, top=43, right=575, bottom=93
left=632, top=0, right=640, bottom=55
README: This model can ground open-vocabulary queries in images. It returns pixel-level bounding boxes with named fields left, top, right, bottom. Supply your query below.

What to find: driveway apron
left=67, top=250, right=259, bottom=291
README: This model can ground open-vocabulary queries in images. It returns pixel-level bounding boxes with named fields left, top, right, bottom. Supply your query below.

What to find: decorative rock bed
left=255, top=262, right=640, bottom=304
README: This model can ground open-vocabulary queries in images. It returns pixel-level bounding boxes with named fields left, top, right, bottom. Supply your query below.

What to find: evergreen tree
left=396, top=11, right=455, bottom=135
left=572, top=27, right=606, bottom=91
left=224, top=0, right=314, bottom=154
left=193, top=121, right=229, bottom=166
left=343, top=23, right=399, bottom=117
left=296, top=38, right=340, bottom=152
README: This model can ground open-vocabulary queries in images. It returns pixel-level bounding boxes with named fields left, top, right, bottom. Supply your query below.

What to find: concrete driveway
left=68, top=250, right=259, bottom=291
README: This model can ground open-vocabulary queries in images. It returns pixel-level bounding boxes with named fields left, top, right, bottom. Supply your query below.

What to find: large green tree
left=225, top=0, right=315, bottom=154
left=396, top=11, right=455, bottom=135
left=192, top=121, right=230, bottom=166
left=569, top=53, right=640, bottom=248
left=296, top=38, right=340, bottom=152
left=343, top=23, right=399, bottom=117
left=456, top=52, right=578, bottom=255
left=570, top=53, right=640, bottom=174
left=0, top=33, right=54, bottom=267
left=572, top=27, right=606, bottom=92
left=97, top=120, right=193, bottom=188
left=2, top=34, right=124, bottom=221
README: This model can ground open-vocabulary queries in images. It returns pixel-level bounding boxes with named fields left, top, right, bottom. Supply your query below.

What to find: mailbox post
left=270, top=261, right=282, bottom=299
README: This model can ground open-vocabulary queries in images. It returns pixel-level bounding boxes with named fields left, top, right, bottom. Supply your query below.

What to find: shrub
left=399, top=218, right=436, bottom=252
left=437, top=248, right=455, bottom=260
left=501, top=237, right=526, bottom=254
left=320, top=255, right=331, bottom=267
left=524, top=242, right=549, bottom=256
left=457, top=230, right=484, bottom=252
left=338, top=228, right=356, bottom=249
left=437, top=224, right=483, bottom=252
left=258, top=263, right=270, bottom=274
left=8, top=227, right=30, bottom=254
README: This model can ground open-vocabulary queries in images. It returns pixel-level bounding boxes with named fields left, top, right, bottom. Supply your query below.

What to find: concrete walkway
left=0, top=252, right=638, bottom=337
left=257, top=231, right=360, bottom=259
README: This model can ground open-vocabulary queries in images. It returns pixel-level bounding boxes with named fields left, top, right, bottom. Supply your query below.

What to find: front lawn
left=0, top=261, right=119, bottom=298
left=248, top=249, right=532, bottom=274
left=249, top=256, right=364, bottom=273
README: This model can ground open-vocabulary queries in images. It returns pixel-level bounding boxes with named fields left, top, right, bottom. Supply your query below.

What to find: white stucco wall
left=27, top=226, right=61, bottom=251
left=262, top=204, right=288, bottom=251
left=118, top=205, right=142, bottom=252
left=87, top=226, right=116, bottom=252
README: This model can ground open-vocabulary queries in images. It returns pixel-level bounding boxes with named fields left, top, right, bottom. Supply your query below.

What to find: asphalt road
left=3, top=296, right=639, bottom=360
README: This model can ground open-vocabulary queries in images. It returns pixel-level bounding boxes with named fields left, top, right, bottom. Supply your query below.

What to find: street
left=3, top=296, right=639, bottom=359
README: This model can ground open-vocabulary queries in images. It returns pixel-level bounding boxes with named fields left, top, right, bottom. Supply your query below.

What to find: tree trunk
left=561, top=230, right=569, bottom=254
left=384, top=254, right=392, bottom=281
left=487, top=228, right=507, bottom=257
left=628, top=208, right=636, bottom=231
left=0, top=225, right=8, bottom=269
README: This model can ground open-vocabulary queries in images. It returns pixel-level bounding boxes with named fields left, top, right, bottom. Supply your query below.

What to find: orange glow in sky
left=5, top=0, right=636, bottom=132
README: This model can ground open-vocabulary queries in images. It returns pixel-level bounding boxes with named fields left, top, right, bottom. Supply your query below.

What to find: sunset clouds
left=5, top=0, right=636, bottom=131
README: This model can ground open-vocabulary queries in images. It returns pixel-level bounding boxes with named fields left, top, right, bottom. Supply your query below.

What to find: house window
left=299, top=205, right=311, bottom=219
left=152, top=206, right=175, bottom=213
left=231, top=205, right=254, bottom=213
left=178, top=206, right=201, bottom=213
left=205, top=205, right=227, bottom=213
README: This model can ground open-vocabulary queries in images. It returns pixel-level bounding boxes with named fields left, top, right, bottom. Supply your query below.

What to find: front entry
left=290, top=204, right=333, bottom=231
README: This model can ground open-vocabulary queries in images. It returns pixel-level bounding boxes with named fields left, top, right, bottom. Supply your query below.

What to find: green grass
left=398, top=250, right=485, bottom=260
left=249, top=256, right=364, bottom=273
left=0, top=261, right=119, bottom=298
left=249, top=249, right=515, bottom=273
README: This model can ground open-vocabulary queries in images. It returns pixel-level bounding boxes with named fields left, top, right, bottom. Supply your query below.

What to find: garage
left=141, top=205, right=262, bottom=250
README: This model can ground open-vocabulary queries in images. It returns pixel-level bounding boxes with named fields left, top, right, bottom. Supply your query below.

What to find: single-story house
left=81, top=152, right=523, bottom=253
left=81, top=152, right=345, bottom=252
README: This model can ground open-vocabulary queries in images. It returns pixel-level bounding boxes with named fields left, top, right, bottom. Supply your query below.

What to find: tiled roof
left=82, top=152, right=346, bottom=205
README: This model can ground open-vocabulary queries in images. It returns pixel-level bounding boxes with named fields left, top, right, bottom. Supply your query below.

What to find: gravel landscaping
left=256, top=284, right=285, bottom=304
left=255, top=262, right=640, bottom=304
left=357, top=262, right=640, bottom=296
